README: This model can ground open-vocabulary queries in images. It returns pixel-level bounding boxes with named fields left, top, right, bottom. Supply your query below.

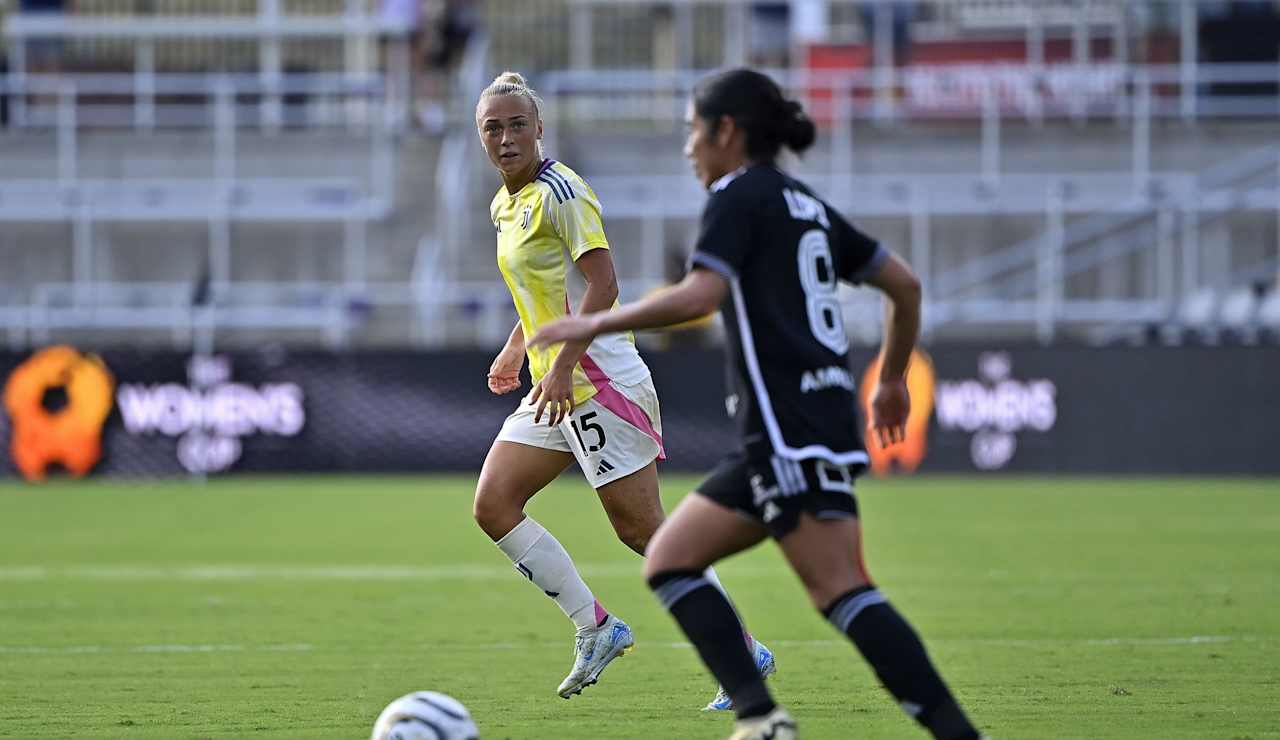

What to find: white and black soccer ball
left=371, top=691, right=479, bottom=740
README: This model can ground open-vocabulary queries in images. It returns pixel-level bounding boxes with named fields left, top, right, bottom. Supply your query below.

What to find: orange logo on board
left=3, top=346, right=115, bottom=481
left=858, top=349, right=936, bottom=476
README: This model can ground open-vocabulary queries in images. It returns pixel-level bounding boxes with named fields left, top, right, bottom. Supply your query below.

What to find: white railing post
left=1071, top=0, right=1090, bottom=122
left=1027, top=0, right=1045, bottom=125
left=210, top=213, right=231, bottom=290
left=1133, top=70, right=1151, bottom=193
left=1037, top=185, right=1065, bottom=344
left=73, top=204, right=93, bottom=309
left=1179, top=0, right=1198, bottom=122
left=723, top=2, right=747, bottom=68
left=213, top=79, right=236, bottom=185
left=1157, top=208, right=1176, bottom=310
left=871, top=0, right=895, bottom=124
left=673, top=2, right=694, bottom=71
left=371, top=99, right=394, bottom=210
left=981, top=80, right=1000, bottom=187
left=344, top=0, right=371, bottom=129
left=344, top=210, right=367, bottom=292
left=135, top=40, right=156, bottom=132
left=57, top=80, right=77, bottom=184
left=832, top=75, right=854, bottom=184
left=1182, top=196, right=1200, bottom=296
left=260, top=0, right=284, bottom=134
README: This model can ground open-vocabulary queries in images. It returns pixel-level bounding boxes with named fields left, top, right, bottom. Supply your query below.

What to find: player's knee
left=472, top=487, right=522, bottom=541
left=798, top=571, right=870, bottom=611
left=614, top=523, right=652, bottom=556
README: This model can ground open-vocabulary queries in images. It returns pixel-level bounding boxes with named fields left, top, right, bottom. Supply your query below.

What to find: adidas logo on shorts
left=595, top=459, right=616, bottom=477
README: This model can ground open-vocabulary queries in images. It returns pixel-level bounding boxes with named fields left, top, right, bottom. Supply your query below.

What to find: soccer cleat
left=556, top=614, right=635, bottom=699
left=727, top=707, right=797, bottom=740
left=704, top=639, right=778, bottom=711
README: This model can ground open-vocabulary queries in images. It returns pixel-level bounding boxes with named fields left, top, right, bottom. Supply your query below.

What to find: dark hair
left=693, top=68, right=816, bottom=160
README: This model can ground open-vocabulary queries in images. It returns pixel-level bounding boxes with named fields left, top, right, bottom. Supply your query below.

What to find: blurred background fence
left=0, top=1, right=1277, bottom=476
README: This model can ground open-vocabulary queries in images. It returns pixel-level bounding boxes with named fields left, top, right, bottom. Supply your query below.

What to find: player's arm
left=527, top=267, right=725, bottom=348
left=488, top=321, right=525, bottom=395
left=864, top=252, right=922, bottom=447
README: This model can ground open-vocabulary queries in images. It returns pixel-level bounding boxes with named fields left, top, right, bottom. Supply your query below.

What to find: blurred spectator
left=379, top=0, right=426, bottom=125
left=418, top=0, right=480, bottom=133
left=859, top=0, right=914, bottom=67
left=750, top=3, right=791, bottom=68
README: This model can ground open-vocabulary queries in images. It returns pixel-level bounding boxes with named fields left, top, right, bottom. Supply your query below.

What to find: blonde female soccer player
left=471, top=71, right=773, bottom=708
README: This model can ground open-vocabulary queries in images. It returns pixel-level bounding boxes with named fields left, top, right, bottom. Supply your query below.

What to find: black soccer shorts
left=697, top=450, right=863, bottom=540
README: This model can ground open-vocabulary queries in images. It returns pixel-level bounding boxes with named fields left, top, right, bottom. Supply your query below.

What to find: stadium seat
left=1258, top=285, right=1280, bottom=344
left=1162, top=287, right=1220, bottom=345
left=1218, top=286, right=1260, bottom=344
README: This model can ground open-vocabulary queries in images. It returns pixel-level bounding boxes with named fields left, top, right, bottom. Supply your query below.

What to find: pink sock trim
left=594, top=600, right=609, bottom=627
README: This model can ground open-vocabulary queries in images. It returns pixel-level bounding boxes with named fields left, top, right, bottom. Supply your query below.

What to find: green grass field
left=1, top=475, right=1277, bottom=739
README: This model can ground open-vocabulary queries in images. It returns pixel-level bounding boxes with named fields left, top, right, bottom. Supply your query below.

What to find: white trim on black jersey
left=709, top=167, right=747, bottom=193
left=691, top=251, right=871, bottom=467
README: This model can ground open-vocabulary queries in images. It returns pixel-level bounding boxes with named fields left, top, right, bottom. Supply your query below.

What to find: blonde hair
left=478, top=71, right=543, bottom=119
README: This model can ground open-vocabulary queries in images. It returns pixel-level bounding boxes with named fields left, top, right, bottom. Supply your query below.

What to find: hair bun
left=493, top=71, right=528, bottom=89
left=784, top=99, right=816, bottom=153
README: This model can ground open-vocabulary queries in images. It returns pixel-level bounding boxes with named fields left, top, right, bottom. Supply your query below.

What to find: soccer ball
left=371, top=691, right=479, bottom=740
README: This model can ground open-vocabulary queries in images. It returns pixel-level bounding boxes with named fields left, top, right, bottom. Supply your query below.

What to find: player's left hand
left=527, top=316, right=599, bottom=349
left=528, top=367, right=575, bottom=426
left=868, top=378, right=910, bottom=448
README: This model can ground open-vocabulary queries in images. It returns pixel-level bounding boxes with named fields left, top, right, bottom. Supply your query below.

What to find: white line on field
left=2, top=565, right=1265, bottom=587
left=2, top=636, right=1261, bottom=657
left=0, top=564, right=651, bottom=581
left=0, top=643, right=314, bottom=655
left=481, top=635, right=1260, bottom=650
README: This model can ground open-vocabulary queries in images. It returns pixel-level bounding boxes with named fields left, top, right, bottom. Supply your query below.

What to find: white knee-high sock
left=703, top=565, right=755, bottom=651
left=495, top=516, right=606, bottom=632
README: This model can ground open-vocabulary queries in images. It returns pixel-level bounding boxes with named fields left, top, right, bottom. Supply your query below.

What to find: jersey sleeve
left=831, top=209, right=887, bottom=284
left=546, top=181, right=610, bottom=261
left=688, top=187, right=753, bottom=280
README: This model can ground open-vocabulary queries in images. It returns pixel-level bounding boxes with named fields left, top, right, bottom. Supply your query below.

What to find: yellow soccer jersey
left=492, top=159, right=651, bottom=405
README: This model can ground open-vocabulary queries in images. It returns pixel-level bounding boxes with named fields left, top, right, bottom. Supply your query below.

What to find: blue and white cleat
left=704, top=639, right=777, bottom=711
left=556, top=614, right=635, bottom=699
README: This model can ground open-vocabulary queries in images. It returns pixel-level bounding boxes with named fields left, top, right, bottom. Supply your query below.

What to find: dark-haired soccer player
left=530, top=68, right=982, bottom=740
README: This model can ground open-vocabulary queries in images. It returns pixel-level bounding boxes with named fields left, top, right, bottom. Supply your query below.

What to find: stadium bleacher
left=0, top=0, right=1276, bottom=348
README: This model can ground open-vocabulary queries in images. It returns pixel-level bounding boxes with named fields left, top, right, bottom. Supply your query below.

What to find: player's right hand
left=868, top=378, right=910, bottom=448
left=487, top=347, right=524, bottom=395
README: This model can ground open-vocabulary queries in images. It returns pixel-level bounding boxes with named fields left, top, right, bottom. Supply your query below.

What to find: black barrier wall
left=1, top=345, right=1276, bottom=480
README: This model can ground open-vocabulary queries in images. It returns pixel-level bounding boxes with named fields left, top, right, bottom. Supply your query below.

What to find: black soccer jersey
left=688, top=164, right=886, bottom=467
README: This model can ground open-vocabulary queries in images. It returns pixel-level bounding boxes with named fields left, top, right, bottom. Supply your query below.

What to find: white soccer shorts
left=496, top=377, right=665, bottom=487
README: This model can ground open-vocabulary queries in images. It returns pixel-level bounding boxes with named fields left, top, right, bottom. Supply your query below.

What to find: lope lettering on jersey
left=934, top=352, right=1057, bottom=470
left=117, top=355, right=305, bottom=474
left=782, top=188, right=831, bottom=229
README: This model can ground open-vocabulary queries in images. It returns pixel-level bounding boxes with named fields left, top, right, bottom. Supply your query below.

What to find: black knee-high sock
left=649, top=569, right=775, bottom=720
left=825, top=586, right=979, bottom=740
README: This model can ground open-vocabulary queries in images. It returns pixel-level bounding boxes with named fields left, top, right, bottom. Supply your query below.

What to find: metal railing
left=3, top=5, right=417, bottom=128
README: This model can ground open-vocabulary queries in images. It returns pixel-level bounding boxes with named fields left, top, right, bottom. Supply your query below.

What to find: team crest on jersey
left=521, top=206, right=533, bottom=230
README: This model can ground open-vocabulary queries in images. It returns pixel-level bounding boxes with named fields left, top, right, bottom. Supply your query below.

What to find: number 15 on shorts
left=570, top=411, right=607, bottom=452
